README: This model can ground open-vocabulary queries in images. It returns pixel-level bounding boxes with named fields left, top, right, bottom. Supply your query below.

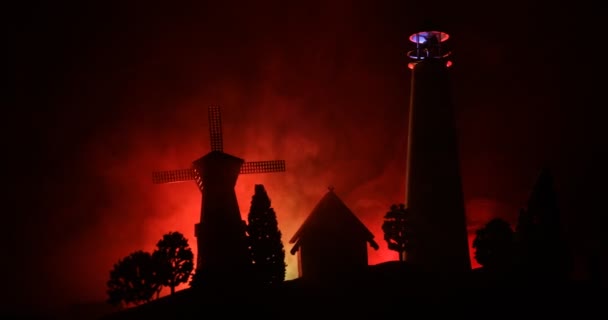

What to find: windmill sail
left=152, top=168, right=196, bottom=184
left=208, top=106, right=223, bottom=152
left=240, top=160, right=286, bottom=174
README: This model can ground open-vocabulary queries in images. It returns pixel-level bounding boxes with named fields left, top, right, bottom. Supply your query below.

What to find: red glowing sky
left=8, top=0, right=604, bottom=312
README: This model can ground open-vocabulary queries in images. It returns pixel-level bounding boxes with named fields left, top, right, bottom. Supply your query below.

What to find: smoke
left=12, top=1, right=544, bottom=309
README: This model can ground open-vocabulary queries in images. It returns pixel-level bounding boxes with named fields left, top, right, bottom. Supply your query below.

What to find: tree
left=473, top=218, right=515, bottom=271
left=152, top=231, right=194, bottom=295
left=515, top=168, right=571, bottom=278
left=382, top=204, right=409, bottom=262
left=189, top=270, right=202, bottom=288
left=106, top=250, right=162, bottom=307
left=246, top=184, right=286, bottom=286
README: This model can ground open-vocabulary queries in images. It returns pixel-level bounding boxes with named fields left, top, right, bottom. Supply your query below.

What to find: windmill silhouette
left=152, top=106, right=286, bottom=284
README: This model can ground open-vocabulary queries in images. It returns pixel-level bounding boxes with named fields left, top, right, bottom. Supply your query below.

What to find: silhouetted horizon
left=7, top=0, right=605, bottom=317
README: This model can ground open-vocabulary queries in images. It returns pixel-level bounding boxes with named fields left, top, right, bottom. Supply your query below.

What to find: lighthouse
left=404, top=29, right=471, bottom=273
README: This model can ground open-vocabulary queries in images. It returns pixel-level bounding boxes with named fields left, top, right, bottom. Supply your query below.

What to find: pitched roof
left=289, top=189, right=379, bottom=254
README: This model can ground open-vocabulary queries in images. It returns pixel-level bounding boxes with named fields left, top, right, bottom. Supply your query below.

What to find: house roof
left=289, top=188, right=379, bottom=254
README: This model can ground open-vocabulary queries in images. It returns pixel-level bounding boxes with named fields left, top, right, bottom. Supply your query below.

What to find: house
left=289, top=187, right=379, bottom=281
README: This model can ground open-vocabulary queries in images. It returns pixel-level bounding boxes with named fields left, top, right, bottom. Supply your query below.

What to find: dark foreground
left=98, top=262, right=603, bottom=320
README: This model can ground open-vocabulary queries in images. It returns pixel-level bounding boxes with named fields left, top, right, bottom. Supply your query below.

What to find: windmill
left=151, top=106, right=286, bottom=284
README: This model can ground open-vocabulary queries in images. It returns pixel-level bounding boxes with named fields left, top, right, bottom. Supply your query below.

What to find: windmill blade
left=240, top=160, right=286, bottom=174
left=208, top=106, right=223, bottom=152
left=152, top=168, right=197, bottom=184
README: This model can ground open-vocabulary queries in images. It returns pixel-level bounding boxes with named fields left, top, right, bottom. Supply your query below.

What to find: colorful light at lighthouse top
left=407, top=30, right=453, bottom=69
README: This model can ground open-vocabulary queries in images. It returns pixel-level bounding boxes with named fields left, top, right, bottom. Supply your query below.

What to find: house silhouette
left=289, top=187, right=379, bottom=281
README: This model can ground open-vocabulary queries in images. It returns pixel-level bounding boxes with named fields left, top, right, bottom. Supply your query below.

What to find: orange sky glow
left=24, top=4, right=530, bottom=306
left=49, top=86, right=511, bottom=303
left=11, top=2, right=603, bottom=313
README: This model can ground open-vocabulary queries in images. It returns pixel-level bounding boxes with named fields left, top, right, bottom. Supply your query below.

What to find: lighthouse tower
left=404, top=29, right=471, bottom=273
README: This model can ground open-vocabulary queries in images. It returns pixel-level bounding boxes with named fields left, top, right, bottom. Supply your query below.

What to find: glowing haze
left=54, top=43, right=502, bottom=303
left=14, top=1, right=553, bottom=309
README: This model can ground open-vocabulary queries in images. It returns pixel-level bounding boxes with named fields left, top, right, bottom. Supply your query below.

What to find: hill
left=99, top=262, right=603, bottom=319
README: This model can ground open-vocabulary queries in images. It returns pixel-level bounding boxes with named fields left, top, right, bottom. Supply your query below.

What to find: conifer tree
left=246, top=184, right=286, bottom=285
left=516, top=168, right=570, bottom=278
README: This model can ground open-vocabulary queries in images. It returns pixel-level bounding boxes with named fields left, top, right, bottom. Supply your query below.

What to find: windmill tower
left=404, top=28, right=471, bottom=273
left=152, top=106, right=286, bottom=284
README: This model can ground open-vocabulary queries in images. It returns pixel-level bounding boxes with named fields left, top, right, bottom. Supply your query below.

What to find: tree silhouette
left=382, top=204, right=409, bottom=262
left=473, top=218, right=515, bottom=271
left=515, top=168, right=570, bottom=278
left=106, top=251, right=162, bottom=307
left=189, top=270, right=202, bottom=288
left=246, top=184, right=286, bottom=286
left=152, top=231, right=194, bottom=295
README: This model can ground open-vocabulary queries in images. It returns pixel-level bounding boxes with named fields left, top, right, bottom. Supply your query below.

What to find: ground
left=97, top=262, right=602, bottom=320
